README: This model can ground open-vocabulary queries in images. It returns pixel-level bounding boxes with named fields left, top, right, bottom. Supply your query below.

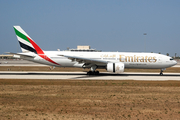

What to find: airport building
left=67, top=45, right=102, bottom=52
left=0, top=46, right=101, bottom=59
left=0, top=54, right=14, bottom=59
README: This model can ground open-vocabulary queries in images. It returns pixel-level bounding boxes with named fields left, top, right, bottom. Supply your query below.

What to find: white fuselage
left=12, top=26, right=177, bottom=74
left=18, top=51, right=177, bottom=69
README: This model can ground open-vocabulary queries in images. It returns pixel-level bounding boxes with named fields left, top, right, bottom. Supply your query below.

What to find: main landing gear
left=87, top=71, right=99, bottom=75
left=87, top=65, right=99, bottom=75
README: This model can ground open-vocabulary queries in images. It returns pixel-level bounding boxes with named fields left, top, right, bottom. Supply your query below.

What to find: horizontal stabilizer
left=6, top=52, right=35, bottom=58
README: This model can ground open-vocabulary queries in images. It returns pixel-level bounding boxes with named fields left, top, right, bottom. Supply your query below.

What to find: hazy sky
left=0, top=0, right=180, bottom=56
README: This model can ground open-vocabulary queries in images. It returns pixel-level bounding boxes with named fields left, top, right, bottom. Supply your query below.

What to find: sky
left=0, top=0, right=180, bottom=57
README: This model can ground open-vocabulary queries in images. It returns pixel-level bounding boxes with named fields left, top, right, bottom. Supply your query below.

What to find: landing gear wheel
left=87, top=71, right=92, bottom=75
left=87, top=71, right=99, bottom=75
left=95, top=71, right=99, bottom=75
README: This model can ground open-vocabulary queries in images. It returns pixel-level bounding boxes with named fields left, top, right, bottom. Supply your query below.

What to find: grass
left=0, top=79, right=180, bottom=119
left=0, top=66, right=180, bottom=119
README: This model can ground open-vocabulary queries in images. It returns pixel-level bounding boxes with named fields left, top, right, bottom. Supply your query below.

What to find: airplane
left=8, top=26, right=177, bottom=75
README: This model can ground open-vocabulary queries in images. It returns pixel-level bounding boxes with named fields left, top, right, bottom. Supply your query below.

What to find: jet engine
left=107, top=62, right=124, bottom=73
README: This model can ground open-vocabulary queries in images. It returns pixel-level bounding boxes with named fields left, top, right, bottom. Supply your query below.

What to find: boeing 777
left=8, top=26, right=177, bottom=75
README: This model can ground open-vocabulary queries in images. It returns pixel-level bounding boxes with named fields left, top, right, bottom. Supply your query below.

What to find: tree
left=166, top=53, right=169, bottom=56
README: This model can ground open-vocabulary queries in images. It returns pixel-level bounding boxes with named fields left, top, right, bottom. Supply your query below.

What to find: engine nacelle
left=107, top=62, right=124, bottom=73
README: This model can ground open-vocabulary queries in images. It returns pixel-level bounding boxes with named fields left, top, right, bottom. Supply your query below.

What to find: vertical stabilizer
left=13, top=26, right=60, bottom=65
left=13, top=26, right=42, bottom=54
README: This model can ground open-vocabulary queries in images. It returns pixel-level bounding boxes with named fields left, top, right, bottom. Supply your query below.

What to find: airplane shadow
left=1, top=72, right=180, bottom=79
left=0, top=72, right=84, bottom=76
left=74, top=73, right=180, bottom=79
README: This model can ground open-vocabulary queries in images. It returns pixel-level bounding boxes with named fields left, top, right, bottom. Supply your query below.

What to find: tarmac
left=0, top=71, right=180, bottom=80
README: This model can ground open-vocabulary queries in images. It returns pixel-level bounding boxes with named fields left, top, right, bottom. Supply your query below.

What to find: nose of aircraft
left=173, top=60, right=177, bottom=66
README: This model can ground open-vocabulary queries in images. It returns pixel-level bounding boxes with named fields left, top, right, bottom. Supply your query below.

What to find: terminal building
left=0, top=54, right=14, bottom=59
left=0, top=46, right=101, bottom=59
left=67, top=45, right=101, bottom=52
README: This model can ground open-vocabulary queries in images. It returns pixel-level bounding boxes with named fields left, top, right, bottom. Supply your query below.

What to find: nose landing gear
left=160, top=68, right=166, bottom=75
left=160, top=70, right=163, bottom=75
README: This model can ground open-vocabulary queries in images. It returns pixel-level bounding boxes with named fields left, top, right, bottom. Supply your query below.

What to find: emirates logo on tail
left=13, top=26, right=60, bottom=65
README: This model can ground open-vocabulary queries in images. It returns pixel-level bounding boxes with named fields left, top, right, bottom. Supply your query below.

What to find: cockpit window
left=170, top=58, right=174, bottom=60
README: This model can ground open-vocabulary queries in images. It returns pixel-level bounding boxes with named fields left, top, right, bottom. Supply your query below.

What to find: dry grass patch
left=0, top=79, right=180, bottom=119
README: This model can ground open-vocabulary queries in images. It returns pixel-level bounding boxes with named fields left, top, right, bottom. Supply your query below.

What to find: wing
left=59, top=55, right=108, bottom=67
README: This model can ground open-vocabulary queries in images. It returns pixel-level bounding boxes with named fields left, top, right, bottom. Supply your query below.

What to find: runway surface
left=0, top=71, right=180, bottom=80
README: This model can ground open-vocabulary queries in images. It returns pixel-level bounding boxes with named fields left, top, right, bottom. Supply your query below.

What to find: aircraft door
left=158, top=57, right=162, bottom=63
